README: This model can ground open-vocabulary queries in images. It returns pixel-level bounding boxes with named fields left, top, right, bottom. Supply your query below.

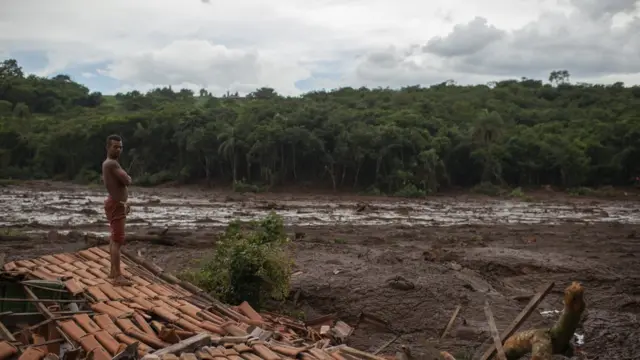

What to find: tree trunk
left=232, top=152, right=237, bottom=183
left=292, top=145, right=297, bottom=180
left=353, top=160, right=362, bottom=188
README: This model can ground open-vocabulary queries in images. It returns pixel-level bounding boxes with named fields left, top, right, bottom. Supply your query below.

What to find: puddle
left=2, top=188, right=640, bottom=228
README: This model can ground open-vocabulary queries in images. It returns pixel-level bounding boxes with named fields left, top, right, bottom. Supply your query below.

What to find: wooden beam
left=484, top=302, right=506, bottom=360
left=152, top=333, right=211, bottom=356
left=480, top=282, right=554, bottom=360
left=440, top=305, right=461, bottom=339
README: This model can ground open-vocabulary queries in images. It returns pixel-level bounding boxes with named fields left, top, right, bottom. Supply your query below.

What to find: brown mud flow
left=2, top=185, right=640, bottom=359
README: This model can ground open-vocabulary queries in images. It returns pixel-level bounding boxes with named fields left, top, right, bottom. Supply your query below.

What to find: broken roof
left=0, top=247, right=380, bottom=360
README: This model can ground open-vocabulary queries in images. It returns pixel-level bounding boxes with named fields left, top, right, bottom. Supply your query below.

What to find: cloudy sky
left=1, top=0, right=639, bottom=95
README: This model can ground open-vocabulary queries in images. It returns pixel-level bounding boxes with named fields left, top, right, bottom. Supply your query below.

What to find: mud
left=2, top=183, right=639, bottom=359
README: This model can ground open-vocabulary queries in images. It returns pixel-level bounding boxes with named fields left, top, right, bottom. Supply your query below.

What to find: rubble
left=0, top=247, right=376, bottom=360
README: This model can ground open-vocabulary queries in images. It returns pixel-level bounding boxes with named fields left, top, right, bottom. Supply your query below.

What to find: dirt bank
left=2, top=183, right=639, bottom=359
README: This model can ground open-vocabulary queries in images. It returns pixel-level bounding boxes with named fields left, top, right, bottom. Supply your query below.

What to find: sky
left=1, top=0, right=639, bottom=96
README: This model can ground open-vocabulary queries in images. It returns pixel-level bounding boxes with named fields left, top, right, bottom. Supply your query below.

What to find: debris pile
left=0, top=246, right=587, bottom=360
left=0, top=247, right=376, bottom=360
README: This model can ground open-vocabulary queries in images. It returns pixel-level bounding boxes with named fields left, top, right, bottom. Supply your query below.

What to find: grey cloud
left=104, top=40, right=261, bottom=91
left=571, top=0, right=638, bottom=19
left=425, top=11, right=640, bottom=79
left=423, top=17, right=504, bottom=57
left=352, top=47, right=452, bottom=87
left=348, top=5, right=640, bottom=88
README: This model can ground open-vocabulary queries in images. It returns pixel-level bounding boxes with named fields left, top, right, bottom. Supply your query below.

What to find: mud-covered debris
left=294, top=232, right=306, bottom=240
left=386, top=275, right=415, bottom=290
left=79, top=208, right=98, bottom=215
left=257, top=201, right=284, bottom=210
left=355, top=202, right=371, bottom=212
left=67, top=230, right=84, bottom=240
left=332, top=321, right=353, bottom=342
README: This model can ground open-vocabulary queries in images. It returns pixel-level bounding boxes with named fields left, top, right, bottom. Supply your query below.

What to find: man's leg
left=109, top=240, right=116, bottom=278
left=109, top=217, right=132, bottom=285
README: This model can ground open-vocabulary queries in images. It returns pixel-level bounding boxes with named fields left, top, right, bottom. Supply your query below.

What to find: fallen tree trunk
left=502, top=281, right=584, bottom=360
left=445, top=282, right=585, bottom=360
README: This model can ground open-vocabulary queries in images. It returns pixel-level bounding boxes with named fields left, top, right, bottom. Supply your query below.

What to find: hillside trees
left=1, top=58, right=640, bottom=193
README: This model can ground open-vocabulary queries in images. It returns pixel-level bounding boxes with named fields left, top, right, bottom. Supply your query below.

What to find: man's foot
left=112, top=276, right=133, bottom=286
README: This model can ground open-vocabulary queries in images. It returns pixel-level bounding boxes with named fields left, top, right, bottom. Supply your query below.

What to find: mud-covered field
left=2, top=182, right=640, bottom=359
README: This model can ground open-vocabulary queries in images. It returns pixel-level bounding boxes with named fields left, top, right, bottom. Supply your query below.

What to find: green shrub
left=180, top=212, right=292, bottom=310
left=394, top=183, right=426, bottom=198
left=232, top=180, right=264, bottom=193
left=472, top=182, right=505, bottom=196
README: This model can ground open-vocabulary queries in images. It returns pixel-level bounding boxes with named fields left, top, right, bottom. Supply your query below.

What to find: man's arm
left=105, top=161, right=132, bottom=186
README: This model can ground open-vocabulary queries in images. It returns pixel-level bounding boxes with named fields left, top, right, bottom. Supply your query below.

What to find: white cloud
left=1, top=0, right=640, bottom=95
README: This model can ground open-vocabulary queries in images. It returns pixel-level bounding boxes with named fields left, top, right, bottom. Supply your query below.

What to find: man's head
left=106, top=134, right=123, bottom=159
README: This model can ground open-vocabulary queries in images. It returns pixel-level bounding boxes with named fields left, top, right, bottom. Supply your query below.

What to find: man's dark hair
left=106, top=134, right=122, bottom=146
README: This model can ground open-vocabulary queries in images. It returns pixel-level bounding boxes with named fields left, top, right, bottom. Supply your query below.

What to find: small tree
left=181, top=212, right=292, bottom=310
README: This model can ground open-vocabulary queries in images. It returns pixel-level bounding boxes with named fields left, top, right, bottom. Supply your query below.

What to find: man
left=102, top=134, right=133, bottom=286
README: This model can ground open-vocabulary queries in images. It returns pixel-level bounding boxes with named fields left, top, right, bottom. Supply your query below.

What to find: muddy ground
left=1, top=182, right=639, bottom=359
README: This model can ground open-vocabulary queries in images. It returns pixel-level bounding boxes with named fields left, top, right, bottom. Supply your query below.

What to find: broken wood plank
left=338, top=346, right=389, bottom=360
left=480, top=281, right=554, bottom=360
left=440, top=305, right=461, bottom=339
left=373, top=334, right=400, bottom=355
left=152, top=333, right=211, bottom=356
left=484, top=302, right=506, bottom=360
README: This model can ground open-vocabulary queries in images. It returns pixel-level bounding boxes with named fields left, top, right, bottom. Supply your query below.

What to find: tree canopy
left=1, top=58, right=640, bottom=195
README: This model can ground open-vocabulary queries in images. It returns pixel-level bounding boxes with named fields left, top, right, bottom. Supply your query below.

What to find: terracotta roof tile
left=53, top=253, right=78, bottom=263
left=30, top=269, right=58, bottom=281
left=91, top=302, right=130, bottom=318
left=16, top=260, right=37, bottom=268
left=41, top=255, right=64, bottom=265
left=16, top=347, right=46, bottom=360
left=132, top=276, right=152, bottom=286
left=238, top=301, right=264, bottom=323
left=87, top=267, right=109, bottom=279
left=31, top=259, right=48, bottom=266
left=58, top=319, right=87, bottom=342
left=138, top=286, right=160, bottom=298
left=59, top=262, right=78, bottom=272
left=74, top=313, right=102, bottom=334
left=93, top=314, right=122, bottom=336
left=2, top=246, right=368, bottom=360
left=84, top=260, right=103, bottom=269
left=98, top=283, right=122, bottom=300
left=78, top=250, right=101, bottom=262
left=45, top=264, right=65, bottom=274
left=0, top=341, right=18, bottom=360
left=78, top=334, right=111, bottom=360
left=107, top=301, right=136, bottom=314
left=73, top=261, right=89, bottom=269
left=88, top=247, right=110, bottom=259
left=74, top=268, right=96, bottom=280
left=87, top=286, right=110, bottom=302
left=93, top=329, right=123, bottom=355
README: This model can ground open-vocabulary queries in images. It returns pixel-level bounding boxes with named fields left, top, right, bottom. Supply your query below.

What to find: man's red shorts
left=104, top=197, right=127, bottom=244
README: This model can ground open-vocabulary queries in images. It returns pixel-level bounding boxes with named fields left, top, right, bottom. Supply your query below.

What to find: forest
left=1, top=58, right=640, bottom=195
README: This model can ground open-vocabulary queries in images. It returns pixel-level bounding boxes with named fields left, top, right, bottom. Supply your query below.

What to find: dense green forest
left=1, top=58, right=640, bottom=195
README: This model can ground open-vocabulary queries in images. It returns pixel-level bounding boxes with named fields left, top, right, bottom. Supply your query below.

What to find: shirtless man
left=102, top=134, right=133, bottom=286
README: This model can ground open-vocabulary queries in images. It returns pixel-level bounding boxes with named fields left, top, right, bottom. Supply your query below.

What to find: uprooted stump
left=444, top=282, right=586, bottom=360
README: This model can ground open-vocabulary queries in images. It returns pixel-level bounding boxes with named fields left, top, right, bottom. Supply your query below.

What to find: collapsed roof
left=0, top=247, right=381, bottom=360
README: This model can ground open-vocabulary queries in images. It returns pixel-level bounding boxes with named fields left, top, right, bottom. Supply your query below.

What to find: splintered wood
left=480, top=282, right=555, bottom=360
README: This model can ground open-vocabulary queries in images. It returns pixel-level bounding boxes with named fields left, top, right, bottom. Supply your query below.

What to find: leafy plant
left=180, top=212, right=292, bottom=310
